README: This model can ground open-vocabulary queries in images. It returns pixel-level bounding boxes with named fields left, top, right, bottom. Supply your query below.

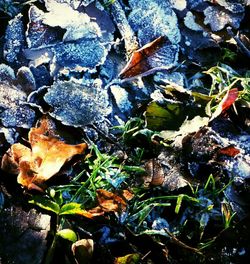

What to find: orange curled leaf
left=1, top=120, right=87, bottom=190
left=210, top=88, right=239, bottom=121
left=119, top=36, right=168, bottom=79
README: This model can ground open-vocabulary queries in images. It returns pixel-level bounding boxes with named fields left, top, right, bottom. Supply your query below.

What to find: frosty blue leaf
left=26, top=6, right=64, bottom=49
left=204, top=6, right=244, bottom=31
left=0, top=83, right=36, bottom=129
left=110, top=85, right=133, bottom=114
left=216, top=0, right=245, bottom=13
left=0, top=65, right=36, bottom=129
left=184, top=11, right=204, bottom=31
left=169, top=0, right=187, bottom=11
left=46, top=0, right=95, bottom=9
left=4, top=14, right=25, bottom=64
left=128, top=0, right=181, bottom=45
left=1, top=106, right=36, bottom=129
left=52, top=39, right=108, bottom=74
left=43, top=1, right=101, bottom=41
left=0, top=64, right=15, bottom=85
left=25, top=2, right=112, bottom=74
left=154, top=72, right=185, bottom=87
left=43, top=80, right=111, bottom=127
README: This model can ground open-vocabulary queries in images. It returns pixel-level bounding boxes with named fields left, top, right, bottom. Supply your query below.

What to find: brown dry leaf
left=72, top=239, right=94, bottom=264
left=1, top=118, right=87, bottom=190
left=96, top=189, right=129, bottom=212
left=119, top=36, right=168, bottom=79
left=143, top=159, right=165, bottom=186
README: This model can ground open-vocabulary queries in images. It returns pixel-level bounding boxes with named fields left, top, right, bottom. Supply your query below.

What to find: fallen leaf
left=144, top=101, right=184, bottom=131
left=119, top=36, right=177, bottom=80
left=72, top=239, right=94, bottom=264
left=217, top=146, right=240, bottom=157
left=114, top=253, right=140, bottom=264
left=210, top=88, right=239, bottom=121
left=96, top=189, right=129, bottom=212
left=1, top=118, right=87, bottom=190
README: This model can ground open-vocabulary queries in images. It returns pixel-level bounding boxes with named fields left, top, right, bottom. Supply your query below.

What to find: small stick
left=105, top=0, right=139, bottom=57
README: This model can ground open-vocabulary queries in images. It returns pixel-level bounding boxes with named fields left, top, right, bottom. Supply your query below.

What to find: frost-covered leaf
left=184, top=11, right=204, bottom=31
left=0, top=80, right=36, bottom=129
left=43, top=80, right=111, bottom=127
left=4, top=14, right=25, bottom=65
left=204, top=6, right=244, bottom=31
left=43, top=0, right=101, bottom=41
left=119, top=36, right=178, bottom=80
left=26, top=6, right=64, bottom=49
left=215, top=0, right=245, bottom=13
left=24, top=2, right=112, bottom=74
left=128, top=0, right=181, bottom=45
left=46, top=0, right=95, bottom=9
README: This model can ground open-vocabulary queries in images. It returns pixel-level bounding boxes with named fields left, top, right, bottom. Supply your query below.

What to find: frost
left=204, top=6, right=244, bottom=31
left=215, top=0, right=245, bottom=13
left=43, top=1, right=101, bottom=41
left=26, top=6, right=64, bottom=49
left=154, top=72, right=185, bottom=87
left=0, top=64, right=36, bottom=129
left=0, top=128, right=19, bottom=144
left=128, top=0, right=181, bottom=45
left=170, top=0, right=187, bottom=11
left=4, top=14, right=25, bottom=65
left=184, top=11, right=203, bottom=31
left=110, top=85, right=133, bottom=114
left=51, top=39, right=108, bottom=74
left=0, top=83, right=35, bottom=129
left=43, top=80, right=111, bottom=127
left=46, top=0, right=95, bottom=9
left=24, top=2, right=112, bottom=75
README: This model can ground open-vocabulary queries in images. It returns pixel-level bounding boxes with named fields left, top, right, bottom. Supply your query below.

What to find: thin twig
left=105, top=0, right=138, bottom=57
left=164, top=229, right=203, bottom=255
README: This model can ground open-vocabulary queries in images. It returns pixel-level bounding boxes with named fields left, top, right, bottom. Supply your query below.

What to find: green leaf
left=29, top=196, right=60, bottom=214
left=59, top=202, right=92, bottom=218
left=57, top=229, right=77, bottom=242
left=115, top=253, right=140, bottom=264
left=145, top=101, right=184, bottom=131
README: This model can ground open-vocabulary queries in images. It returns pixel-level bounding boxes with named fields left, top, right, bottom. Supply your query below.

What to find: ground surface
left=0, top=1, right=250, bottom=263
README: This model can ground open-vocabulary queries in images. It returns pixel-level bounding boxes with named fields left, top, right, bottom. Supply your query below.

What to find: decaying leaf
left=143, top=153, right=188, bottom=191
left=210, top=88, right=239, bottom=121
left=1, top=119, right=87, bottom=190
left=96, top=189, right=132, bottom=212
left=119, top=36, right=178, bottom=80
